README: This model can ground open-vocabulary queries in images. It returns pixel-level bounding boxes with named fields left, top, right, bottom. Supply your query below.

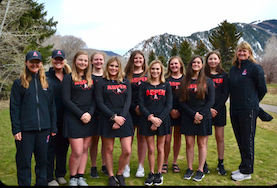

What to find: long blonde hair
left=71, top=50, right=92, bottom=87
left=232, top=41, right=257, bottom=65
left=20, top=64, right=49, bottom=89
left=147, top=60, right=165, bottom=84
left=103, top=57, right=125, bottom=83
left=51, top=58, right=72, bottom=74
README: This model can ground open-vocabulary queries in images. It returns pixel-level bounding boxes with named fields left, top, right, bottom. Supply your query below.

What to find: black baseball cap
left=26, top=50, right=42, bottom=61
left=52, top=50, right=65, bottom=59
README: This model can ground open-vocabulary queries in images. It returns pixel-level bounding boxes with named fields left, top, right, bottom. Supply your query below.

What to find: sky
left=37, top=0, right=277, bottom=56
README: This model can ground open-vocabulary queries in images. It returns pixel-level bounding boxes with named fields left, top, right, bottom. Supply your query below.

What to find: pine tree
left=209, top=20, right=242, bottom=72
left=158, top=55, right=167, bottom=68
left=148, top=50, right=156, bottom=65
left=193, top=40, right=208, bottom=57
left=178, top=39, right=192, bottom=67
left=171, top=43, right=178, bottom=56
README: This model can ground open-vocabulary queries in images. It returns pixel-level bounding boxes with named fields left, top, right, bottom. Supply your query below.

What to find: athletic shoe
left=231, top=169, right=240, bottom=175
left=231, top=171, right=251, bottom=181
left=135, top=164, right=145, bottom=177
left=123, top=165, right=130, bottom=178
left=116, top=174, right=126, bottom=186
left=153, top=172, right=163, bottom=186
left=144, top=172, right=155, bottom=186
left=101, top=165, right=109, bottom=176
left=48, top=180, right=59, bottom=186
left=90, top=166, right=99, bottom=178
left=108, top=176, right=118, bottom=186
left=56, top=177, right=67, bottom=185
left=217, top=163, right=227, bottom=175
left=69, top=177, right=78, bottom=186
left=203, top=162, right=210, bottom=174
left=193, top=170, right=205, bottom=182
left=77, top=177, right=88, bottom=186
left=183, top=168, right=194, bottom=180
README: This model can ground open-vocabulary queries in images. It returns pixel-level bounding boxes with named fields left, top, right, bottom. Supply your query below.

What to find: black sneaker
left=90, top=166, right=99, bottom=178
left=115, top=174, right=126, bottom=186
left=153, top=172, right=163, bottom=186
left=101, top=165, right=109, bottom=176
left=193, top=170, right=205, bottom=182
left=217, top=163, right=227, bottom=175
left=108, top=176, right=118, bottom=186
left=203, top=162, right=210, bottom=174
left=183, top=168, right=194, bottom=180
left=144, top=172, right=155, bottom=186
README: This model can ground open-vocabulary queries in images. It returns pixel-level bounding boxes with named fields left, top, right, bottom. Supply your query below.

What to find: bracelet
left=110, top=114, right=117, bottom=121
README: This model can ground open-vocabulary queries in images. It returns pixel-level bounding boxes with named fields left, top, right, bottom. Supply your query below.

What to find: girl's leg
left=137, top=126, right=147, bottom=166
left=102, top=137, right=115, bottom=177
left=157, top=135, right=166, bottom=173
left=185, top=135, right=195, bottom=170
left=173, top=126, right=181, bottom=165
left=77, top=136, right=92, bottom=174
left=68, top=138, right=84, bottom=177
left=163, top=127, right=172, bottom=167
left=145, top=136, right=155, bottom=173
left=215, top=126, right=225, bottom=160
left=100, top=137, right=106, bottom=166
left=118, top=136, right=132, bottom=174
left=197, top=136, right=209, bottom=172
left=89, top=135, right=99, bottom=167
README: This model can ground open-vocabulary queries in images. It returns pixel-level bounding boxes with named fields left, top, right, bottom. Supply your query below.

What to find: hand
left=14, top=132, right=22, bottom=141
left=150, top=124, right=157, bottom=131
left=194, top=112, right=203, bottom=124
left=112, top=123, right=121, bottom=130
left=149, top=116, right=162, bottom=127
left=135, top=105, right=142, bottom=116
left=210, top=108, right=218, bottom=118
left=170, top=109, right=180, bottom=119
left=114, top=115, right=126, bottom=126
left=81, top=112, right=91, bottom=124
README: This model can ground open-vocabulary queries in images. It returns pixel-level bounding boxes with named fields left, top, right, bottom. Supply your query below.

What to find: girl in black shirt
left=62, top=50, right=95, bottom=186
left=204, top=51, right=229, bottom=175
left=163, top=56, right=185, bottom=174
left=179, top=55, right=215, bottom=182
left=138, top=60, right=172, bottom=186
left=95, top=57, right=133, bottom=186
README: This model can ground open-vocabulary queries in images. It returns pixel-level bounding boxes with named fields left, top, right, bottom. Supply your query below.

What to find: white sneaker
left=123, top=165, right=130, bottom=178
left=135, top=164, right=145, bottom=177
left=69, top=177, right=78, bottom=186
left=48, top=180, right=59, bottom=186
left=77, top=177, right=88, bottom=186
left=231, top=171, right=251, bottom=181
left=56, top=177, right=67, bottom=185
left=231, top=169, right=240, bottom=175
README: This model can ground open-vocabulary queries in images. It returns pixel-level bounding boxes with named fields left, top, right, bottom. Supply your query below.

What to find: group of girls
left=10, top=40, right=266, bottom=186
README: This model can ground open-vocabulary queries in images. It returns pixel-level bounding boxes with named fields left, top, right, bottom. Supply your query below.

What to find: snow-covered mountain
left=122, top=19, right=277, bottom=61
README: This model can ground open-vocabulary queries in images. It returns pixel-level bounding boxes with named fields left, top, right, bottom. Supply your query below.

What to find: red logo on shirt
left=212, top=78, right=223, bottom=88
left=146, top=89, right=165, bottom=101
left=242, top=69, right=247, bottom=75
left=107, top=84, right=127, bottom=95
left=74, top=79, right=93, bottom=90
left=132, top=77, right=147, bottom=86
left=169, top=81, right=180, bottom=91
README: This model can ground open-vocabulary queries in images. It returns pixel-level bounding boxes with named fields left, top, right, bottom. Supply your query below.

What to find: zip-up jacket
left=229, top=59, right=267, bottom=112
left=10, top=73, right=57, bottom=135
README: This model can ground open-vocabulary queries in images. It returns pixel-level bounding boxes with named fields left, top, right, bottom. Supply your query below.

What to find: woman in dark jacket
left=229, top=41, right=267, bottom=181
left=10, top=50, right=57, bottom=186
left=46, top=50, right=71, bottom=186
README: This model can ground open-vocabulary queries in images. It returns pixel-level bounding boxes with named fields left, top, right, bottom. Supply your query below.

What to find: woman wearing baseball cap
left=46, top=50, right=72, bottom=186
left=10, top=50, right=57, bottom=186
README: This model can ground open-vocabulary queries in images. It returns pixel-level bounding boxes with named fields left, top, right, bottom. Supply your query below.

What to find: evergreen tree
left=148, top=50, right=156, bottom=65
left=209, top=20, right=242, bottom=72
left=171, top=43, right=178, bottom=56
left=193, top=40, right=208, bottom=57
left=178, top=39, right=192, bottom=67
left=158, top=55, right=167, bottom=68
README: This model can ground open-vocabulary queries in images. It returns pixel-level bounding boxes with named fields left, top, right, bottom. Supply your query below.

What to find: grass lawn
left=260, top=84, right=277, bottom=106
left=0, top=103, right=277, bottom=186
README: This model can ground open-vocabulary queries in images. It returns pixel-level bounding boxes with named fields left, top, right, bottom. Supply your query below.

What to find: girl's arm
left=10, top=80, right=22, bottom=136
left=214, top=72, right=229, bottom=111
left=157, top=82, right=173, bottom=121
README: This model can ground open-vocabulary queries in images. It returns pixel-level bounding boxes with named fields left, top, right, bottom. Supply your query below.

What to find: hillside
left=122, top=19, right=277, bottom=61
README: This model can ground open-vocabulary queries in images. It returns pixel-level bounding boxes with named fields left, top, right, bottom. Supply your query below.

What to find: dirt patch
left=0, top=100, right=9, bottom=110
left=268, top=88, right=277, bottom=95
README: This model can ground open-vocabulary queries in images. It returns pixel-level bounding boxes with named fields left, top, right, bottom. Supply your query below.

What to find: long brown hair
left=20, top=63, right=49, bottom=89
left=179, top=55, right=206, bottom=101
left=71, top=50, right=92, bottom=87
left=204, top=51, right=225, bottom=77
left=124, top=50, right=147, bottom=83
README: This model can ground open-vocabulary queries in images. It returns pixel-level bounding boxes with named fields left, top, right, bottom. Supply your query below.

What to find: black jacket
left=10, top=73, right=57, bottom=135
left=229, top=59, right=267, bottom=112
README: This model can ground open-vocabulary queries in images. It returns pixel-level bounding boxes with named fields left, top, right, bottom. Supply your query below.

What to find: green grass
left=260, top=84, right=277, bottom=106
left=1, top=105, right=277, bottom=186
